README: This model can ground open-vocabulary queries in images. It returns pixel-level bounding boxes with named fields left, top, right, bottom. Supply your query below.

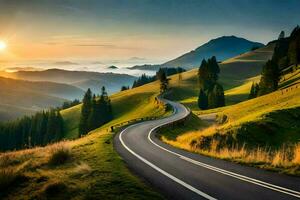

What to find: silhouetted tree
left=258, top=60, right=280, bottom=95
left=248, top=82, right=260, bottom=99
left=214, top=84, right=225, bottom=107
left=0, top=109, right=64, bottom=151
left=121, top=86, right=129, bottom=91
left=288, top=26, right=300, bottom=67
left=61, top=99, right=80, bottom=109
left=157, top=68, right=169, bottom=93
left=79, top=88, right=92, bottom=136
left=198, top=89, right=208, bottom=110
left=197, top=57, right=224, bottom=109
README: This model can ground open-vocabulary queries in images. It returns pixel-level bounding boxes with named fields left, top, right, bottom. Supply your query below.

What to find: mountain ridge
left=130, top=35, right=264, bottom=70
left=0, top=68, right=136, bottom=94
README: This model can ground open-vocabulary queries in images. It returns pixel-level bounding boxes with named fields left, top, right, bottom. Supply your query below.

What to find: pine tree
left=100, top=86, right=113, bottom=122
left=198, top=56, right=223, bottom=109
left=45, top=110, right=57, bottom=143
left=157, top=68, right=169, bottom=93
left=288, top=26, right=300, bottom=67
left=87, top=94, right=99, bottom=131
left=214, top=84, right=225, bottom=107
left=198, top=59, right=209, bottom=89
left=254, top=83, right=260, bottom=97
left=121, top=86, right=129, bottom=91
left=209, top=56, right=220, bottom=82
left=79, top=88, right=92, bottom=136
left=249, top=82, right=255, bottom=99
left=53, top=111, right=64, bottom=141
left=207, top=90, right=216, bottom=109
left=258, top=60, right=280, bottom=95
left=197, top=89, right=208, bottom=110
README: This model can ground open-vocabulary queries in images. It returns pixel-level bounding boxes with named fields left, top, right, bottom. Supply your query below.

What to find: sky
left=0, top=0, right=300, bottom=64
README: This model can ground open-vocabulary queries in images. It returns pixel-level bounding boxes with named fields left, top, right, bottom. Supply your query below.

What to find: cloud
left=128, top=57, right=147, bottom=61
left=71, top=43, right=140, bottom=50
left=72, top=44, right=115, bottom=47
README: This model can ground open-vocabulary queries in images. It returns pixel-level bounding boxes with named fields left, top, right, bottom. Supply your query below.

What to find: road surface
left=114, top=100, right=300, bottom=200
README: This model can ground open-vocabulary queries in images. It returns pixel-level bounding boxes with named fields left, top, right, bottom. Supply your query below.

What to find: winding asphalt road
left=114, top=100, right=300, bottom=200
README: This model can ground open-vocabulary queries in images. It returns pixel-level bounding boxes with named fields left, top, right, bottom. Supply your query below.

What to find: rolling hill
left=130, top=36, right=264, bottom=71
left=0, top=76, right=84, bottom=121
left=0, top=74, right=167, bottom=199
left=1, top=43, right=299, bottom=199
left=164, top=43, right=275, bottom=106
left=0, top=69, right=136, bottom=94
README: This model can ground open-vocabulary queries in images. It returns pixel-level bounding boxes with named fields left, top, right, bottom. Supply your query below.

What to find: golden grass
left=0, top=86, right=166, bottom=199
left=48, top=143, right=72, bottom=166
left=163, top=133, right=300, bottom=174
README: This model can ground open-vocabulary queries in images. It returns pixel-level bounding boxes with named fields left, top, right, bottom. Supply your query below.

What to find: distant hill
left=107, top=65, right=118, bottom=69
left=0, top=76, right=84, bottom=121
left=0, top=69, right=136, bottom=94
left=130, top=36, right=264, bottom=70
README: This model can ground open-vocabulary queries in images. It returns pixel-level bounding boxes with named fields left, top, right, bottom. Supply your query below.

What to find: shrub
left=48, top=144, right=72, bottom=166
left=42, top=181, right=68, bottom=198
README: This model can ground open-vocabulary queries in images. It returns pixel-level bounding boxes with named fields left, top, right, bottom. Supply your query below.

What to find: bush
left=48, top=144, right=72, bottom=166
left=42, top=181, right=69, bottom=199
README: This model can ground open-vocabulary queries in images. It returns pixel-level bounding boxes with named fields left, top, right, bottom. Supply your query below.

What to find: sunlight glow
left=0, top=41, right=7, bottom=51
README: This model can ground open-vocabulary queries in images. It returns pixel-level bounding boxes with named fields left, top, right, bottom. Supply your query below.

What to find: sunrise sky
left=0, top=0, right=300, bottom=64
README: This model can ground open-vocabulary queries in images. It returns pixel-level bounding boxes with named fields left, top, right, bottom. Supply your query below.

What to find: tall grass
left=48, top=143, right=72, bottom=166
left=194, top=138, right=299, bottom=168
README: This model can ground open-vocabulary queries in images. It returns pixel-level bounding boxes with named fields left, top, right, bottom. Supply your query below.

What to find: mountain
left=0, top=76, right=84, bottom=121
left=130, top=36, right=264, bottom=70
left=0, top=69, right=136, bottom=94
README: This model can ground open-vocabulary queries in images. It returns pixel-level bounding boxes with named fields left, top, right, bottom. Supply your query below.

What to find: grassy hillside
left=164, top=43, right=274, bottom=107
left=159, top=66, right=300, bottom=175
left=61, top=80, right=163, bottom=139
left=0, top=79, right=168, bottom=199
left=149, top=42, right=300, bottom=175
left=0, top=76, right=84, bottom=121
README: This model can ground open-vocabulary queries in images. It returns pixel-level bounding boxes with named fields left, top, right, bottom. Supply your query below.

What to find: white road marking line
left=148, top=103, right=300, bottom=199
left=119, top=124, right=217, bottom=200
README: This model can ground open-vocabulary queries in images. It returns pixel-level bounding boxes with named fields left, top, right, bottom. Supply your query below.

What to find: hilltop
left=130, top=36, right=264, bottom=70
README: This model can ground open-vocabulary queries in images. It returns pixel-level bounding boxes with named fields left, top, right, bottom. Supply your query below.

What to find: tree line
left=131, top=67, right=185, bottom=89
left=79, top=86, right=113, bottom=136
left=61, top=99, right=80, bottom=109
left=197, top=56, right=225, bottom=109
left=249, top=26, right=300, bottom=98
left=0, top=109, right=64, bottom=151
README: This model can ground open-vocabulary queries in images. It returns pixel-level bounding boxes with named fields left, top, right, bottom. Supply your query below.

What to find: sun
left=0, top=41, right=7, bottom=51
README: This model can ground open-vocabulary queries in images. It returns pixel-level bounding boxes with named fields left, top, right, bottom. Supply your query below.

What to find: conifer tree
left=157, top=69, right=169, bottom=93
left=214, top=83, right=225, bottom=107
left=87, top=94, right=99, bottom=131
left=197, top=56, right=223, bottom=109
left=249, top=82, right=255, bottom=99
left=198, top=89, right=208, bottom=110
left=258, top=60, right=280, bottom=95
left=79, top=88, right=92, bottom=136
